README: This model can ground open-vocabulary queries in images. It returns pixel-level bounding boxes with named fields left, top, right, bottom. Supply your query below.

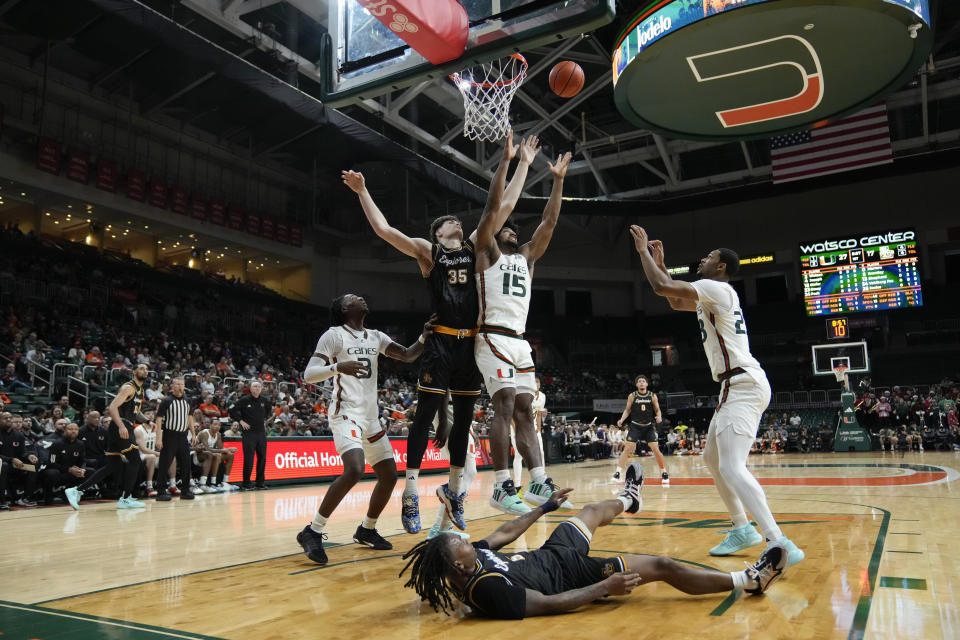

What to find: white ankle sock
left=200, top=476, right=208, bottom=486
left=731, top=571, right=756, bottom=590
left=404, top=469, right=420, bottom=494
left=495, top=469, right=511, bottom=485
left=530, top=466, right=547, bottom=484
left=362, top=515, right=377, bottom=529
left=311, top=513, right=327, bottom=533
left=449, top=466, right=464, bottom=494
left=731, top=513, right=749, bottom=528
left=617, top=496, right=632, bottom=511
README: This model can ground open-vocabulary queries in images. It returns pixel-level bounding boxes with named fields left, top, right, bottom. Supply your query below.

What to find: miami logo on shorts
left=497, top=368, right=514, bottom=379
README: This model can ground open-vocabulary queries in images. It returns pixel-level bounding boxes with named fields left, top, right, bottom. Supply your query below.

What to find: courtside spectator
left=1, top=363, right=32, bottom=392
left=85, top=347, right=105, bottom=366
left=0, top=412, right=38, bottom=507
left=41, top=422, right=90, bottom=505
left=78, top=411, right=107, bottom=472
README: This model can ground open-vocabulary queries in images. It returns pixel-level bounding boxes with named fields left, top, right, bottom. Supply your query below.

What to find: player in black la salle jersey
left=612, top=374, right=668, bottom=484
left=400, top=463, right=787, bottom=619
left=65, top=363, right=148, bottom=510
left=344, top=133, right=541, bottom=535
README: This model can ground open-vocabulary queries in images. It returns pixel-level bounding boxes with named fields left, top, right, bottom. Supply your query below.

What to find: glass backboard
left=321, top=0, right=615, bottom=106
left=811, top=341, right=870, bottom=376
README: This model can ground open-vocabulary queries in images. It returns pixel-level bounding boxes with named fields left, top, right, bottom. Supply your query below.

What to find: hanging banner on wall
left=66, top=151, right=90, bottom=184
left=127, top=169, right=146, bottom=201
left=171, top=186, right=189, bottom=215
left=96, top=160, right=118, bottom=192
left=37, top=138, right=62, bottom=174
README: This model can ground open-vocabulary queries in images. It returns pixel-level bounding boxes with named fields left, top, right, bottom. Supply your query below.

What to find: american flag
left=769, top=104, right=892, bottom=184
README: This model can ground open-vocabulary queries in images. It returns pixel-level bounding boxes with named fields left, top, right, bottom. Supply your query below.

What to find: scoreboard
left=800, top=229, right=922, bottom=316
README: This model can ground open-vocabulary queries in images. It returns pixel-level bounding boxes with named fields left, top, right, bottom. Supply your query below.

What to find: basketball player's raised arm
left=474, top=136, right=519, bottom=257
left=468, top=134, right=537, bottom=244
left=649, top=240, right=697, bottom=311
left=384, top=314, right=439, bottom=363
left=342, top=169, right=432, bottom=270
left=523, top=152, right=572, bottom=262
left=483, top=488, right=573, bottom=550
left=631, top=226, right=699, bottom=306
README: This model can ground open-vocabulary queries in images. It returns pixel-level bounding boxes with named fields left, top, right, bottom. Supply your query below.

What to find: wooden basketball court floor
left=2, top=451, right=959, bottom=640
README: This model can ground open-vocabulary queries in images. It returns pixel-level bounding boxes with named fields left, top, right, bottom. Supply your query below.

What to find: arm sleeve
left=376, top=330, right=394, bottom=355
left=690, top=279, right=734, bottom=313
left=466, top=575, right=527, bottom=620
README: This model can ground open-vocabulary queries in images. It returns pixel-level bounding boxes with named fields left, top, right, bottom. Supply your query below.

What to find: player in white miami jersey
left=473, top=149, right=572, bottom=515
left=295, top=294, right=436, bottom=565
left=630, top=227, right=804, bottom=569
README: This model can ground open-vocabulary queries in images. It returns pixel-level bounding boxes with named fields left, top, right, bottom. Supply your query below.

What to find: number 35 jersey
left=429, top=240, right=479, bottom=330
left=314, top=325, right=393, bottom=420
left=691, top=279, right=761, bottom=382
left=477, top=252, right=531, bottom=335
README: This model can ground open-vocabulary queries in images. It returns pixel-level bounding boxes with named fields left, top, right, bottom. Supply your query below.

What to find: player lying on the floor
left=400, top=463, right=787, bottom=619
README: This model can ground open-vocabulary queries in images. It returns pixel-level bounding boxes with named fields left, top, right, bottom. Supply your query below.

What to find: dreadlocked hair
left=330, top=295, right=347, bottom=326
left=399, top=536, right=459, bottom=615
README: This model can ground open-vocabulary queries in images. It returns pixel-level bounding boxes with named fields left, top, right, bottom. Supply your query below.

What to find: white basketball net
left=450, top=54, right=527, bottom=142
left=833, top=365, right=848, bottom=384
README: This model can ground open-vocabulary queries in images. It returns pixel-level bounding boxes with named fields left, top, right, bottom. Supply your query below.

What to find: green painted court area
left=0, top=601, right=220, bottom=640
left=879, top=577, right=928, bottom=590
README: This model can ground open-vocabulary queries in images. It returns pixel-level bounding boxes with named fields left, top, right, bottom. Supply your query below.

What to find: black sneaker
left=180, top=491, right=195, bottom=500
left=621, top=463, right=644, bottom=514
left=297, top=525, right=328, bottom=564
left=156, top=491, right=173, bottom=502
left=239, top=484, right=254, bottom=491
left=661, top=471, right=670, bottom=484
left=353, top=525, right=392, bottom=550
left=744, top=544, right=787, bottom=595
left=0, top=502, right=9, bottom=511
left=254, top=484, right=267, bottom=490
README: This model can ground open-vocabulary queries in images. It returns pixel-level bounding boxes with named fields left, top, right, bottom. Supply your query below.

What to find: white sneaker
left=193, top=485, right=207, bottom=494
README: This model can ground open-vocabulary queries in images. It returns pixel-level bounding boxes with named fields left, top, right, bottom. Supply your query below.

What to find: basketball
left=549, top=61, right=585, bottom=98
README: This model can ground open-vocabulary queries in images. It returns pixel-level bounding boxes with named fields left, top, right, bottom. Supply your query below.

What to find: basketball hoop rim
left=449, top=53, right=528, bottom=89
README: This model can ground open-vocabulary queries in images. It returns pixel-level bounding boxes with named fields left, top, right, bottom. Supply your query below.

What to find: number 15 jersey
left=477, top=252, right=531, bottom=335
left=314, top=325, right=393, bottom=420
left=691, top=279, right=761, bottom=382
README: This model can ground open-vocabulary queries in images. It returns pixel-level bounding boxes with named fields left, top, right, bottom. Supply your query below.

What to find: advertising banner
left=222, top=437, right=488, bottom=483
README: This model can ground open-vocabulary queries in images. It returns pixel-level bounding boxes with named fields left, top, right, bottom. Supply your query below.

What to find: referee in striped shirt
left=155, top=376, right=196, bottom=501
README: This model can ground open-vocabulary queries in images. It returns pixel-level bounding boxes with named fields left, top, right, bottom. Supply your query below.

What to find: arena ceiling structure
left=0, top=0, right=959, bottom=238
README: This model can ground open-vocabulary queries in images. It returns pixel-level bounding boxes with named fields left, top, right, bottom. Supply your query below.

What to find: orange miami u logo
left=686, top=35, right=824, bottom=128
